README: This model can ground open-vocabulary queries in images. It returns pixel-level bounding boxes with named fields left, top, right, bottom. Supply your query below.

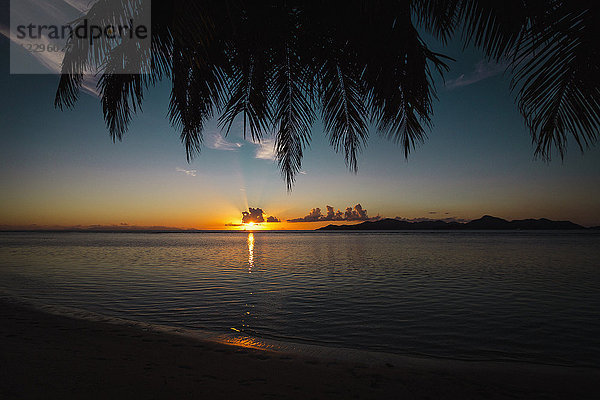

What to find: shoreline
left=1, top=297, right=598, bottom=399
left=4, top=293, right=596, bottom=369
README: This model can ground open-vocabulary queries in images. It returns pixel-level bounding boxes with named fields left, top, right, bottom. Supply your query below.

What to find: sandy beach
left=1, top=298, right=598, bottom=399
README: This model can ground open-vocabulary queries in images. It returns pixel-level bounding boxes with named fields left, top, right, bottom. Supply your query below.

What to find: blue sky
left=1, top=3, right=599, bottom=228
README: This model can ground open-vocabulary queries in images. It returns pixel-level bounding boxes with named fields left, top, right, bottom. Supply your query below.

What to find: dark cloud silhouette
left=242, top=208, right=265, bottom=224
left=288, top=204, right=379, bottom=223
left=326, top=206, right=344, bottom=221
left=240, top=208, right=280, bottom=224
left=289, top=207, right=323, bottom=222
left=344, top=204, right=370, bottom=221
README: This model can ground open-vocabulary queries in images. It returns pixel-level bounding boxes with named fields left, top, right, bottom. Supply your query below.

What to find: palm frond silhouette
left=55, top=0, right=600, bottom=189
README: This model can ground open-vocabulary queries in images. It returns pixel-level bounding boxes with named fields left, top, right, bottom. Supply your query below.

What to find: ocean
left=1, top=231, right=599, bottom=367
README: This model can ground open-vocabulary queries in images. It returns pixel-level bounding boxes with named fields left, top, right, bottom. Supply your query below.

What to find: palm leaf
left=457, top=0, right=529, bottom=61
left=272, top=44, right=315, bottom=189
left=55, top=0, right=600, bottom=189
left=319, top=58, right=369, bottom=172
left=511, top=4, right=600, bottom=158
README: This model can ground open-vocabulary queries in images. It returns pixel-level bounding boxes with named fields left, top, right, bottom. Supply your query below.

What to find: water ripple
left=1, top=231, right=599, bottom=367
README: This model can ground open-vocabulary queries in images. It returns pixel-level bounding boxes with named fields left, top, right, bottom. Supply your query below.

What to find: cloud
left=445, top=60, right=507, bottom=90
left=288, top=204, right=380, bottom=223
left=204, top=132, right=242, bottom=151
left=343, top=204, right=371, bottom=221
left=63, top=0, right=91, bottom=12
left=176, top=167, right=197, bottom=177
left=80, top=75, right=101, bottom=97
left=325, top=205, right=344, bottom=221
left=239, top=207, right=281, bottom=224
left=1, top=26, right=62, bottom=72
left=0, top=0, right=98, bottom=96
left=255, top=138, right=276, bottom=160
left=242, top=208, right=265, bottom=224
left=290, top=208, right=323, bottom=222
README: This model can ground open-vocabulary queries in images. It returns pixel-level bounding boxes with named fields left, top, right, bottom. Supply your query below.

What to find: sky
left=1, top=1, right=599, bottom=229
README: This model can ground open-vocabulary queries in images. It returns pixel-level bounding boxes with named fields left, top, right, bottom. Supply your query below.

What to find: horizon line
left=2, top=215, right=599, bottom=232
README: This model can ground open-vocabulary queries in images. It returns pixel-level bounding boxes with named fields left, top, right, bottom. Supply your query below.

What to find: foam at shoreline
left=3, top=292, right=600, bottom=399
left=1, top=292, right=425, bottom=366
left=2, top=291, right=596, bottom=375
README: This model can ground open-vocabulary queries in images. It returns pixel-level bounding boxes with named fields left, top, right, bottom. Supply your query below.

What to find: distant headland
left=317, top=215, right=598, bottom=231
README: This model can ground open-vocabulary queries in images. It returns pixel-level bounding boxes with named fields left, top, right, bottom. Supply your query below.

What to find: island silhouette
left=318, top=215, right=592, bottom=230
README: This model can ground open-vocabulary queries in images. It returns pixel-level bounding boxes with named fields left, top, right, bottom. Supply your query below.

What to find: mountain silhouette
left=317, top=216, right=585, bottom=231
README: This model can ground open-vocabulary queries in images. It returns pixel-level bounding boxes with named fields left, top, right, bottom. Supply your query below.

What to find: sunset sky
left=1, top=6, right=599, bottom=230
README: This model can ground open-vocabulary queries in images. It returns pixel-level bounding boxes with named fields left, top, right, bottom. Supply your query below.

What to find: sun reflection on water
left=247, top=232, right=254, bottom=273
left=219, top=335, right=274, bottom=351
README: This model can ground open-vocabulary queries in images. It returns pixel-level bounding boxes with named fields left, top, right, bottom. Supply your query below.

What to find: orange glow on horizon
left=241, top=222, right=269, bottom=230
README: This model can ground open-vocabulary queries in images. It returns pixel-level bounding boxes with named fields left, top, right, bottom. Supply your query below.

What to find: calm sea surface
left=1, top=231, right=599, bottom=367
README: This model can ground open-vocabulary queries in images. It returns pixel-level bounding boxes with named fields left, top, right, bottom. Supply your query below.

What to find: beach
left=1, top=298, right=598, bottom=399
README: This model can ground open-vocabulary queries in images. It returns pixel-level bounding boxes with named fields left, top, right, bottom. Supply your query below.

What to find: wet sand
left=1, top=299, right=598, bottom=399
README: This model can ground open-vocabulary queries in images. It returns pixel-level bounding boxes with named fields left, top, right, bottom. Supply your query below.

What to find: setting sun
left=242, top=222, right=268, bottom=230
